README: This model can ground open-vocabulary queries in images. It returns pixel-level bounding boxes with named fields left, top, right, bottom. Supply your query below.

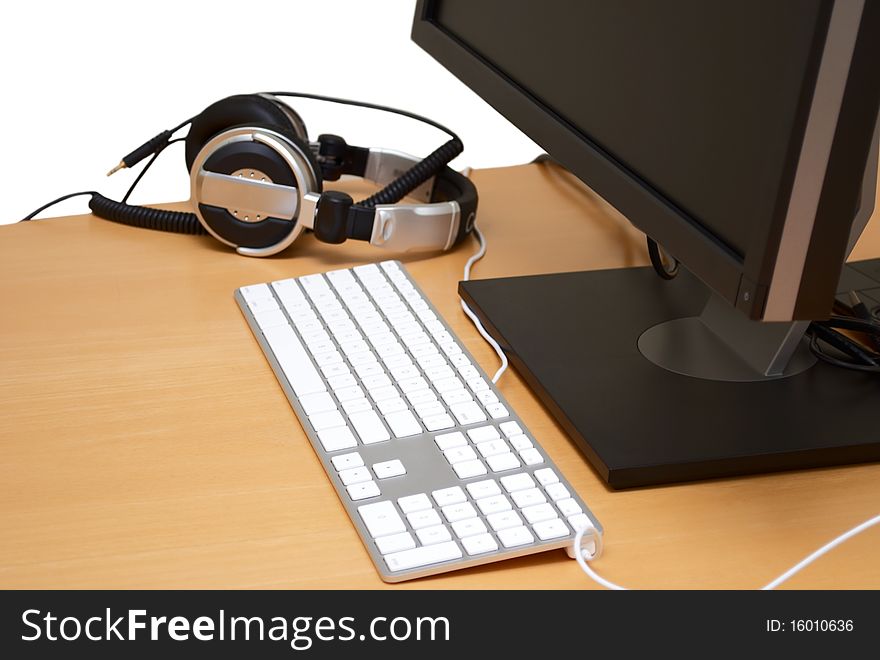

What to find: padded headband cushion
left=185, top=94, right=303, bottom=172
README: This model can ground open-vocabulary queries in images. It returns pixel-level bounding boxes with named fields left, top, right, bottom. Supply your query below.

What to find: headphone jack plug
left=107, top=129, right=174, bottom=176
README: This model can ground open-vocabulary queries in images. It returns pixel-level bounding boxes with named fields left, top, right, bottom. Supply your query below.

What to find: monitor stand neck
left=639, top=118, right=878, bottom=384
left=637, top=292, right=817, bottom=383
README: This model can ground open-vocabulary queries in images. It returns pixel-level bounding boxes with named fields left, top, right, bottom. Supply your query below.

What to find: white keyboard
left=236, top=260, right=601, bottom=581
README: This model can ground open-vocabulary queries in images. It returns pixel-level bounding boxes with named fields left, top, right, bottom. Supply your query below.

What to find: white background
left=1, top=0, right=541, bottom=224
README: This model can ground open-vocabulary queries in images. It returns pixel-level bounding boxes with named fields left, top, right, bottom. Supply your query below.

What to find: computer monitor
left=413, top=0, right=880, bottom=487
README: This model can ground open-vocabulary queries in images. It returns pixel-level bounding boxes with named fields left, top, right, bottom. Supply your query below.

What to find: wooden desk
left=1, top=163, right=878, bottom=589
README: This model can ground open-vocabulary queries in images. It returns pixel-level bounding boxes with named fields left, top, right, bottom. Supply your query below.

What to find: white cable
left=760, top=512, right=880, bottom=590
left=460, top=226, right=509, bottom=383
left=573, top=512, right=880, bottom=590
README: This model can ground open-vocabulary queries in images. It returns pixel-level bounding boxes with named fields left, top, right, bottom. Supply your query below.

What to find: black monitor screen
left=432, top=0, right=826, bottom=258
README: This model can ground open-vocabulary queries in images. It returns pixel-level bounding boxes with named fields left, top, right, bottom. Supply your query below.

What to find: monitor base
left=459, top=261, right=880, bottom=489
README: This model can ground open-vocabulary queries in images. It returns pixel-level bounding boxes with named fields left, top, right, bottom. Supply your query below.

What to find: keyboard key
left=461, top=533, right=498, bottom=556
left=500, top=473, right=536, bottom=493
left=358, top=500, right=406, bottom=538
left=298, top=391, right=336, bottom=416
left=334, top=385, right=365, bottom=402
left=384, top=410, right=422, bottom=438
left=486, top=452, right=521, bottom=472
left=339, top=466, right=372, bottom=485
left=376, top=531, right=416, bottom=555
left=262, top=325, right=325, bottom=398
left=450, top=402, right=487, bottom=426
left=533, top=468, right=559, bottom=486
left=423, top=414, right=455, bottom=432
left=407, top=509, right=442, bottom=530
left=567, top=514, right=593, bottom=531
left=485, top=403, right=510, bottom=419
left=444, top=446, right=478, bottom=465
left=476, top=390, right=500, bottom=405
left=349, top=410, right=391, bottom=444
left=476, top=494, right=512, bottom=515
left=511, top=488, right=547, bottom=508
left=342, top=398, right=373, bottom=415
left=396, top=377, right=429, bottom=394
left=406, top=389, right=437, bottom=406
left=432, top=486, right=467, bottom=506
left=509, top=434, right=533, bottom=451
left=416, top=525, right=452, bottom=546
left=452, top=459, right=487, bottom=479
left=370, top=386, right=400, bottom=402
left=521, top=503, right=557, bottom=524
left=252, top=308, right=288, bottom=329
left=556, top=498, right=583, bottom=517
left=477, top=439, right=510, bottom=458
left=497, top=526, right=534, bottom=548
left=316, top=426, right=357, bottom=452
left=545, top=483, right=571, bottom=501
left=354, top=363, right=384, bottom=379
left=373, top=459, right=406, bottom=479
left=466, top=479, right=501, bottom=499
left=451, top=517, right=488, bottom=539
left=313, top=350, right=344, bottom=368
left=441, top=502, right=477, bottom=523
left=519, top=448, right=545, bottom=466
left=326, top=373, right=357, bottom=390
left=499, top=421, right=523, bottom=437
left=330, top=452, right=363, bottom=471
left=384, top=541, right=462, bottom=572
left=377, top=397, right=408, bottom=415
left=349, top=351, right=378, bottom=367
left=397, top=493, right=432, bottom=514
left=308, top=410, right=346, bottom=432
left=441, top=389, right=473, bottom=406
left=413, top=401, right=445, bottom=419
left=467, top=377, right=490, bottom=393
left=434, top=431, right=467, bottom=451
left=467, top=425, right=500, bottom=443
left=532, top=518, right=570, bottom=541
left=320, top=363, right=351, bottom=379
left=347, top=481, right=380, bottom=501
left=361, top=373, right=391, bottom=390
left=433, top=376, right=463, bottom=393
left=486, top=509, right=523, bottom=532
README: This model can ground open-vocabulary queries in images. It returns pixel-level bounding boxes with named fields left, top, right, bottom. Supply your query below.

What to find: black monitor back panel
left=459, top=259, right=880, bottom=489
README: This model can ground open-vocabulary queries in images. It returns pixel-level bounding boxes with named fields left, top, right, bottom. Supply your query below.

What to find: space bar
left=384, top=542, right=462, bottom=572
left=262, top=325, right=326, bottom=398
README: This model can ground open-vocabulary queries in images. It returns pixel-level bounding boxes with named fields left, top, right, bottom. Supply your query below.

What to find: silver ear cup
left=189, top=127, right=320, bottom=257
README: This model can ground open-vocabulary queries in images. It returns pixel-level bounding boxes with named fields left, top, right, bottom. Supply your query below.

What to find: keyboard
left=235, top=260, right=602, bottom=582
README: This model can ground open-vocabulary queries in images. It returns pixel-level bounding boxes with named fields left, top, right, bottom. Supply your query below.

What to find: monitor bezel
left=412, top=0, right=879, bottom=320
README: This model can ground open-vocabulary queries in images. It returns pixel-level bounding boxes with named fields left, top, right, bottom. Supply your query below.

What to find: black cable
left=21, top=191, right=99, bottom=221
left=807, top=313, right=880, bottom=374
left=121, top=137, right=185, bottom=204
left=268, top=91, right=460, bottom=142
left=88, top=194, right=205, bottom=235
left=809, top=333, right=880, bottom=373
left=647, top=237, right=679, bottom=280
left=357, top=137, right=463, bottom=208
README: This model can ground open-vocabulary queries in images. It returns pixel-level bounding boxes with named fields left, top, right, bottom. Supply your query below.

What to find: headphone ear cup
left=185, top=94, right=301, bottom=172
left=262, top=95, right=309, bottom=143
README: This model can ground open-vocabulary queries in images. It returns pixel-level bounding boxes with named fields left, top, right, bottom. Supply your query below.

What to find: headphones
left=86, top=92, right=478, bottom=257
